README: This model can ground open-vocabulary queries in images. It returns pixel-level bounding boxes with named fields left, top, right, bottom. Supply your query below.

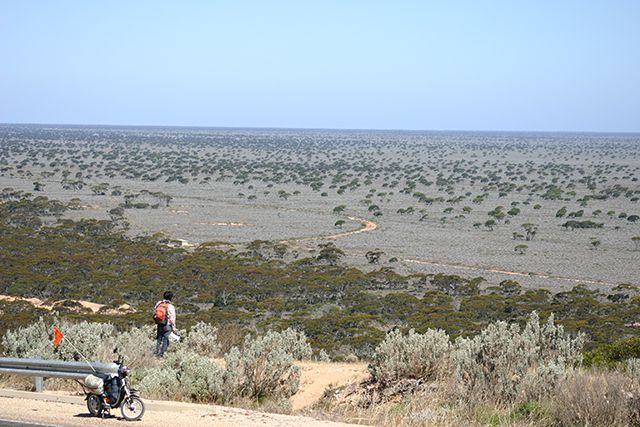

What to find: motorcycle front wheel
left=86, top=393, right=102, bottom=416
left=120, top=396, right=145, bottom=421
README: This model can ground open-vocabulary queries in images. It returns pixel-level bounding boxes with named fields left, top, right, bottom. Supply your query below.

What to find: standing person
left=153, top=291, right=177, bottom=357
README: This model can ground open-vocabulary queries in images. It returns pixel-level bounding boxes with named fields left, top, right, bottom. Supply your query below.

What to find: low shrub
left=2, top=318, right=118, bottom=362
left=182, top=321, right=221, bottom=357
left=134, top=366, right=181, bottom=400
left=1, top=318, right=51, bottom=358
left=364, top=312, right=584, bottom=406
left=164, top=350, right=224, bottom=402
left=369, top=328, right=450, bottom=386
left=1, top=321, right=309, bottom=404
left=452, top=312, right=584, bottom=404
left=224, top=330, right=303, bottom=399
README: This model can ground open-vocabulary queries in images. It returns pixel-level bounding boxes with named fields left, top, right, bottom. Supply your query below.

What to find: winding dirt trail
left=280, top=216, right=377, bottom=244
left=403, top=258, right=620, bottom=287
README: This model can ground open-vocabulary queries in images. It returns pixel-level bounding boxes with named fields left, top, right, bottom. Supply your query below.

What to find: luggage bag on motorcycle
left=84, top=374, right=104, bottom=392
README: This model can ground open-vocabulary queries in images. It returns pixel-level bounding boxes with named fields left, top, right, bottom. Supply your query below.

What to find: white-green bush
left=57, top=321, right=116, bottom=361
left=269, top=328, right=312, bottom=360
left=224, top=330, right=302, bottom=399
left=451, top=312, right=584, bottom=404
left=182, top=321, right=221, bottom=357
left=135, top=366, right=181, bottom=400
left=97, top=325, right=156, bottom=368
left=627, top=358, right=640, bottom=384
left=164, top=349, right=224, bottom=402
left=2, top=318, right=117, bottom=362
left=369, top=328, right=450, bottom=386
left=2, top=320, right=310, bottom=404
left=365, top=312, right=584, bottom=406
left=317, top=349, right=331, bottom=362
left=2, top=318, right=51, bottom=358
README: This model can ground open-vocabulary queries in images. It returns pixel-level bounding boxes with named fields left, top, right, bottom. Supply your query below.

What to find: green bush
left=584, top=337, right=640, bottom=369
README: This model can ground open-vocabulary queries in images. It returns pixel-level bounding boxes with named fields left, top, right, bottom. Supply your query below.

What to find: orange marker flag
left=53, top=326, right=64, bottom=348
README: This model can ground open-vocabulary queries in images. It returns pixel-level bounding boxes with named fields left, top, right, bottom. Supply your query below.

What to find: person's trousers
left=155, top=323, right=171, bottom=356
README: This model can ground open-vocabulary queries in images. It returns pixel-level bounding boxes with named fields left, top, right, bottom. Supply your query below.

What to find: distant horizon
left=1, top=121, right=639, bottom=136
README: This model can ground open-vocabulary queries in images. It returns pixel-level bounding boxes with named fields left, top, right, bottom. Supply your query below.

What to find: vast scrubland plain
left=1, top=125, right=638, bottom=289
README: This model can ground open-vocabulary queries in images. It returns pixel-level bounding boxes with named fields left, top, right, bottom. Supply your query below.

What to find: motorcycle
left=82, top=352, right=145, bottom=421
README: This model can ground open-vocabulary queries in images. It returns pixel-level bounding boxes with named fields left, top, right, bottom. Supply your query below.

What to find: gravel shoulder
left=0, top=389, right=366, bottom=427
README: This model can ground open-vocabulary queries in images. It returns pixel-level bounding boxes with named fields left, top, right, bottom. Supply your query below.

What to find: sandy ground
left=0, top=295, right=132, bottom=314
left=0, top=390, right=366, bottom=427
left=292, top=362, right=369, bottom=410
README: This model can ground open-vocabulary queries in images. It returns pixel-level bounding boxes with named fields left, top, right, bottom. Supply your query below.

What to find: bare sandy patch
left=0, top=294, right=133, bottom=314
left=292, top=361, right=369, bottom=410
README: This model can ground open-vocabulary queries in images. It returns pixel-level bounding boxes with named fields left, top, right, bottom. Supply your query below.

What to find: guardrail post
left=34, top=376, right=44, bottom=392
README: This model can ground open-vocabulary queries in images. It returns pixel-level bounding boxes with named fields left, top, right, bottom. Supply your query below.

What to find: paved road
left=0, top=420, right=61, bottom=427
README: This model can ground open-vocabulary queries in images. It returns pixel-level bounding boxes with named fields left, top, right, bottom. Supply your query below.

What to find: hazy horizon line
left=1, top=121, right=639, bottom=136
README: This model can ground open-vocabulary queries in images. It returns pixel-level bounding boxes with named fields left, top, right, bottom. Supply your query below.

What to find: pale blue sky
left=1, top=1, right=639, bottom=132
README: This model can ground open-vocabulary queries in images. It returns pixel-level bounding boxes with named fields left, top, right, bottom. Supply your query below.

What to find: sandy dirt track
left=0, top=390, right=366, bottom=427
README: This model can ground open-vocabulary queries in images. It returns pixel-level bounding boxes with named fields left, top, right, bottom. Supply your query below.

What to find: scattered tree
left=365, top=249, right=385, bottom=264
left=514, top=244, right=528, bottom=255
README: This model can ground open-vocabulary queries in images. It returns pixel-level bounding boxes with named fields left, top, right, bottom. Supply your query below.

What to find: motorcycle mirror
left=113, top=347, right=118, bottom=354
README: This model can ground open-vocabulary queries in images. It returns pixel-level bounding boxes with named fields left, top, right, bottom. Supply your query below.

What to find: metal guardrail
left=0, top=357, right=118, bottom=392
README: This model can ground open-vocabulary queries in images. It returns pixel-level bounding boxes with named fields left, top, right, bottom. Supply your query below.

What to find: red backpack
left=153, top=301, right=169, bottom=324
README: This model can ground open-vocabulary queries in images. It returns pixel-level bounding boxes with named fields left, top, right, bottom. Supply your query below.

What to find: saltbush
left=452, top=312, right=584, bottom=404
left=134, top=366, right=180, bottom=400
left=182, top=321, right=221, bottom=357
left=224, top=329, right=303, bottom=399
left=1, top=321, right=309, bottom=404
left=2, top=318, right=118, bottom=362
left=164, top=350, right=224, bottom=402
left=98, top=325, right=156, bottom=368
left=365, top=312, right=584, bottom=406
left=1, top=318, right=51, bottom=358
left=369, top=328, right=450, bottom=386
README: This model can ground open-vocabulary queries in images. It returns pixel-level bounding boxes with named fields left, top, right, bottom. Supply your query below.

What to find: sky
left=1, top=1, right=639, bottom=132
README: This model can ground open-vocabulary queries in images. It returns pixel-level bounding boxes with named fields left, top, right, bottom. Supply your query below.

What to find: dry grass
left=552, top=369, right=640, bottom=427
